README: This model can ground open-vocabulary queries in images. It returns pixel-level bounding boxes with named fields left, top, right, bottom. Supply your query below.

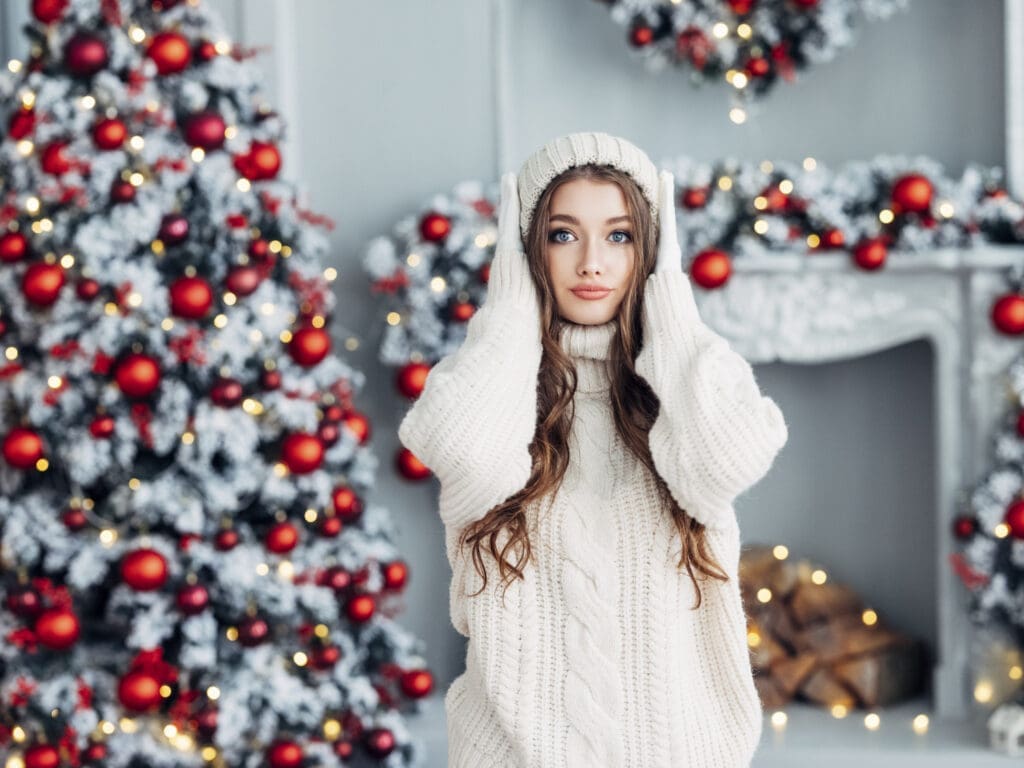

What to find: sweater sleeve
left=634, top=269, right=788, bottom=530
left=397, top=298, right=542, bottom=533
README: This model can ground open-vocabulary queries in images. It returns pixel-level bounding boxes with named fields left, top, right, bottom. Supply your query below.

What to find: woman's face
left=544, top=178, right=636, bottom=325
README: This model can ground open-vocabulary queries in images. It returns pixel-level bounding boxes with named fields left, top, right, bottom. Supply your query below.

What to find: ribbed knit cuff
left=641, top=269, right=705, bottom=361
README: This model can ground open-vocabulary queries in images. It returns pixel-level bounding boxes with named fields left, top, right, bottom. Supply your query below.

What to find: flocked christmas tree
left=0, top=1, right=433, bottom=766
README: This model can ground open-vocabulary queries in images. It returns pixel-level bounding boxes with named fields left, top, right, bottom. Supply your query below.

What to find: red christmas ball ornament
left=83, top=742, right=107, bottom=762
left=115, top=353, right=161, bottom=398
left=334, top=740, right=353, bottom=759
left=396, top=447, right=431, bottom=481
left=689, top=248, right=732, bottom=289
left=159, top=213, right=189, bottom=246
left=479, top=262, right=491, bottom=284
left=24, top=744, right=60, bottom=768
left=952, top=514, right=977, bottom=540
left=289, top=327, right=331, bottom=367
left=63, top=508, right=87, bottom=531
left=76, top=278, right=100, bottom=300
left=234, top=142, right=281, bottom=181
left=210, top=377, right=243, bottom=407
left=251, top=145, right=283, bottom=180
left=1017, top=409, right=1024, bottom=438
left=817, top=228, right=845, bottom=250
left=193, top=706, right=218, bottom=740
left=147, top=30, right=192, bottom=75
left=450, top=300, right=476, bottom=322
left=121, top=548, right=169, bottom=591
left=261, top=368, right=282, bottom=390
left=727, top=0, right=756, bottom=14
left=169, top=275, right=213, bottom=319
left=419, top=211, right=451, bottom=243
left=852, top=238, right=888, bottom=271
left=400, top=668, right=434, bottom=698
left=992, top=293, right=1024, bottom=335
left=176, top=584, right=209, bottom=615
left=183, top=110, right=226, bottom=151
left=317, top=421, right=340, bottom=446
left=331, top=486, right=363, bottom=521
left=310, top=644, right=341, bottom=670
left=396, top=361, right=430, bottom=399
left=681, top=187, right=708, bottom=209
left=93, top=117, right=127, bottom=150
left=118, top=670, right=162, bottom=712
left=8, top=107, right=36, bottom=140
left=214, top=529, right=239, bottom=551
left=249, top=238, right=270, bottom=261
left=266, top=521, right=299, bottom=554
left=1005, top=499, right=1024, bottom=539
left=0, top=231, right=29, bottom=262
left=23, top=261, right=65, bottom=305
left=110, top=179, right=136, bottom=204
left=3, top=426, right=44, bottom=469
left=63, top=31, right=109, bottom=77
left=225, top=265, right=262, bottom=296
left=363, top=727, right=396, bottom=758
left=318, top=514, right=342, bottom=538
left=341, top=410, right=371, bottom=445
left=322, top=565, right=351, bottom=592
left=281, top=432, right=324, bottom=474
left=89, top=414, right=115, bottom=438
left=32, top=0, right=68, bottom=23
left=6, top=585, right=43, bottom=620
left=34, top=607, right=80, bottom=650
left=238, top=616, right=270, bottom=646
left=345, top=594, right=375, bottom=623
left=382, top=560, right=408, bottom=591
left=323, top=405, right=344, bottom=422
left=891, top=173, right=934, bottom=215
left=629, top=24, right=654, bottom=47
left=745, top=56, right=770, bottom=77
left=266, top=740, right=303, bottom=768
left=196, top=40, right=218, bottom=62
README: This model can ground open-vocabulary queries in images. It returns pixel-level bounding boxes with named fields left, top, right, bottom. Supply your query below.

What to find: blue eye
left=549, top=229, right=573, bottom=243
left=610, top=230, right=632, bottom=244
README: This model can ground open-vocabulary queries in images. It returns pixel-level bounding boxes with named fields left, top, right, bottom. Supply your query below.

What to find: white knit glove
left=485, top=172, right=540, bottom=312
left=655, top=170, right=683, bottom=274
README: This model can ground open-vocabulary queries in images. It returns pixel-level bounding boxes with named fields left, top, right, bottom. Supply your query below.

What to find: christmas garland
left=593, top=0, right=910, bottom=113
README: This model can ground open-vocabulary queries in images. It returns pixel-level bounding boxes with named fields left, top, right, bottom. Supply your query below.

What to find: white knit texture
left=516, top=131, right=660, bottom=241
left=399, top=270, right=788, bottom=767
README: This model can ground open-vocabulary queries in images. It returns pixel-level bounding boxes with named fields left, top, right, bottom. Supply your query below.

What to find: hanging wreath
left=593, top=0, right=910, bottom=116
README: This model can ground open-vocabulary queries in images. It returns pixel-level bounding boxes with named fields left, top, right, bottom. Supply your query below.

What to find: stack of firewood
left=738, top=544, right=928, bottom=710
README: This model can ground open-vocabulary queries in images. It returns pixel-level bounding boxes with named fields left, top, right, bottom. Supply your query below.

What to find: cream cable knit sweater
left=398, top=268, right=788, bottom=767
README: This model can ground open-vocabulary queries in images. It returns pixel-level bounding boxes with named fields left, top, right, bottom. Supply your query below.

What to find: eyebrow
left=549, top=214, right=631, bottom=225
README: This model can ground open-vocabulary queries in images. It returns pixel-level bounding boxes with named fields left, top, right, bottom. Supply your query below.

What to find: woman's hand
left=655, top=170, right=683, bottom=275
left=485, top=172, right=539, bottom=310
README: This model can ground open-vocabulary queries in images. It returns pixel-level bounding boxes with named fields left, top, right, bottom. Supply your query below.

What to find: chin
left=559, top=296, right=620, bottom=325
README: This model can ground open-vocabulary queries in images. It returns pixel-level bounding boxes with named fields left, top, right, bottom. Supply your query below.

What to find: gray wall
left=0, top=0, right=1007, bottom=686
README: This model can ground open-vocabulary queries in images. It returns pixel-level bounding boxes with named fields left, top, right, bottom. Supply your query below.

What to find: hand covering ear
left=655, top=170, right=683, bottom=275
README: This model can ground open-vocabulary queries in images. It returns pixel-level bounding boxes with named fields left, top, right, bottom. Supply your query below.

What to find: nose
left=578, top=238, right=604, bottom=275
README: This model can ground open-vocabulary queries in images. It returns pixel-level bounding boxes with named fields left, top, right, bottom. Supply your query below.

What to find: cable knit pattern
left=558, top=322, right=624, bottom=766
left=403, top=275, right=787, bottom=766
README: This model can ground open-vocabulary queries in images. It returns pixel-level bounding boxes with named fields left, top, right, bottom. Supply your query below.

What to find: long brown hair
left=458, top=164, right=729, bottom=609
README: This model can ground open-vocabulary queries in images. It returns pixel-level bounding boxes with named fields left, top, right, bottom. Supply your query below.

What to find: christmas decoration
left=0, top=1, right=430, bottom=765
left=594, top=0, right=909, bottom=118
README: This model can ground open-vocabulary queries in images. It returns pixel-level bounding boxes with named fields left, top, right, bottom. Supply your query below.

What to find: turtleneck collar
left=556, top=319, right=618, bottom=395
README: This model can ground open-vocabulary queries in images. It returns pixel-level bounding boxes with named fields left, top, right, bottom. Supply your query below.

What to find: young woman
left=399, top=132, right=789, bottom=768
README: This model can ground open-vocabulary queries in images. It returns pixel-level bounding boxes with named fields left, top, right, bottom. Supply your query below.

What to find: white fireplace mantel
left=693, top=244, right=1024, bottom=728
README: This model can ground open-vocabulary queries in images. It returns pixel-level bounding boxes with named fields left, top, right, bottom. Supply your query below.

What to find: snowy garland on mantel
left=592, top=0, right=910, bottom=117
left=364, top=153, right=1023, bottom=377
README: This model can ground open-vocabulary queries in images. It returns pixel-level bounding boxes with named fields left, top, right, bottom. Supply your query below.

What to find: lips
left=571, top=287, right=612, bottom=300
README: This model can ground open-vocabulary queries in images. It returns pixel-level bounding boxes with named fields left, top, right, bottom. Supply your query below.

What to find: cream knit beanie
left=516, top=131, right=660, bottom=241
